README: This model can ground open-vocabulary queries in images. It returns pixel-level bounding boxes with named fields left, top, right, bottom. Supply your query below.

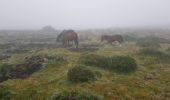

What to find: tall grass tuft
left=67, top=65, right=95, bottom=83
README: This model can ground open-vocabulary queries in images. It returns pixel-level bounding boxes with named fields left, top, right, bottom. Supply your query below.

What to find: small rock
left=145, top=73, right=154, bottom=80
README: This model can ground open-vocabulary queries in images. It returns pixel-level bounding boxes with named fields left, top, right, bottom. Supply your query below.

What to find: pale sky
left=0, top=0, right=170, bottom=29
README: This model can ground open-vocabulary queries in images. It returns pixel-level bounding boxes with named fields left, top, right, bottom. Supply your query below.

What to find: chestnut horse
left=101, top=34, right=123, bottom=45
left=57, top=30, right=79, bottom=48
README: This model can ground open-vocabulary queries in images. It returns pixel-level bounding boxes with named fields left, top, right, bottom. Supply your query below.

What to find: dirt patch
left=68, top=44, right=100, bottom=52
left=9, top=63, right=42, bottom=79
left=68, top=47, right=99, bottom=52
left=0, top=55, right=65, bottom=82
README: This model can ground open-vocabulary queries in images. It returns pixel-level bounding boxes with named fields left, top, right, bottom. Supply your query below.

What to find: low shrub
left=52, top=91, right=100, bottom=100
left=80, top=54, right=137, bottom=74
left=139, top=48, right=169, bottom=57
left=139, top=48, right=163, bottom=56
left=67, top=65, right=95, bottom=83
left=108, top=56, right=137, bottom=73
left=79, top=54, right=108, bottom=69
left=0, top=64, right=13, bottom=82
left=139, top=48, right=170, bottom=63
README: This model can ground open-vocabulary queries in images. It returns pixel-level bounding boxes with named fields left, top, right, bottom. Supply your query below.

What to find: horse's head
left=56, top=33, right=63, bottom=42
left=56, top=30, right=67, bottom=42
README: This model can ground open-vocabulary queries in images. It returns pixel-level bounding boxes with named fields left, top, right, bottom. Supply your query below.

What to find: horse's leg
left=74, top=40, right=78, bottom=49
left=68, top=40, right=71, bottom=47
left=115, top=41, right=120, bottom=46
left=111, top=42, right=114, bottom=45
left=66, top=40, right=68, bottom=47
left=63, top=41, right=65, bottom=47
left=72, top=41, right=74, bottom=46
left=119, top=43, right=122, bottom=47
left=108, top=40, right=113, bottom=45
left=115, top=41, right=121, bottom=47
left=67, top=40, right=69, bottom=47
left=76, top=42, right=78, bottom=49
left=68, top=41, right=71, bottom=47
left=64, top=40, right=67, bottom=47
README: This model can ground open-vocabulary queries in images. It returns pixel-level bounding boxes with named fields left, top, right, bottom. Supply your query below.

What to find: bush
left=139, top=48, right=169, bottom=57
left=0, top=64, right=13, bottom=82
left=67, top=65, right=95, bottom=83
left=139, top=48, right=170, bottom=63
left=108, top=56, right=137, bottom=73
left=52, top=91, right=100, bottom=100
left=79, top=54, right=108, bottom=69
left=80, top=54, right=137, bottom=74
left=139, top=48, right=163, bottom=56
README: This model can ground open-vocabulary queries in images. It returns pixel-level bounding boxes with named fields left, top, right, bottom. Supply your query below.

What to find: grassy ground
left=1, top=42, right=170, bottom=100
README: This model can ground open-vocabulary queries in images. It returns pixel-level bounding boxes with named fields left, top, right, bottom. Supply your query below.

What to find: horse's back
left=65, top=31, right=78, bottom=41
left=101, top=34, right=123, bottom=43
left=113, top=34, right=123, bottom=43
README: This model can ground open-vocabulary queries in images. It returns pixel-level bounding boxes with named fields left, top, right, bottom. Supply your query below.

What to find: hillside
left=0, top=31, right=170, bottom=100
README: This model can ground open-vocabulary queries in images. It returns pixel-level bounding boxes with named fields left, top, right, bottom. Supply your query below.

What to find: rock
left=145, top=73, right=154, bottom=80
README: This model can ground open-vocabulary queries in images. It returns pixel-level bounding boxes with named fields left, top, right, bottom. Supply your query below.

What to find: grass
left=0, top=42, right=170, bottom=100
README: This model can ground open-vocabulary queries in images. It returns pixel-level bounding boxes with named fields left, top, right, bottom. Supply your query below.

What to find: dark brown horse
left=57, top=30, right=79, bottom=48
left=101, top=34, right=123, bottom=44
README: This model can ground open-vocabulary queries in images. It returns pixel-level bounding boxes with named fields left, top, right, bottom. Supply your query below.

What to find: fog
left=0, top=0, right=170, bottom=30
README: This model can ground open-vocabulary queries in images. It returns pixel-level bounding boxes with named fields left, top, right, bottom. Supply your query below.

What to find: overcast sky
left=0, top=0, right=170, bottom=29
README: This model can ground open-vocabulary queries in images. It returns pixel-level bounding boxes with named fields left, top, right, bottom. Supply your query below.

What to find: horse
left=101, top=34, right=123, bottom=46
left=56, top=30, right=79, bottom=48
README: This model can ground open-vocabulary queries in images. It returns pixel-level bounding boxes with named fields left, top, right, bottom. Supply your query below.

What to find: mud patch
left=0, top=55, right=65, bottom=82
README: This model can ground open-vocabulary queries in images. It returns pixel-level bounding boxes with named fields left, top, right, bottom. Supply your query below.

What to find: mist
left=0, top=0, right=170, bottom=30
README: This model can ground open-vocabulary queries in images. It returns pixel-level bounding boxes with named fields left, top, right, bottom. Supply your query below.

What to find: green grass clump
left=67, top=65, right=95, bottom=83
left=139, top=48, right=170, bottom=63
left=139, top=48, right=163, bottom=56
left=108, top=56, right=137, bottom=74
left=139, top=48, right=170, bottom=58
left=0, top=63, right=13, bottom=82
left=80, top=54, right=137, bottom=74
left=52, top=91, right=100, bottom=100
left=79, top=54, right=108, bottom=69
